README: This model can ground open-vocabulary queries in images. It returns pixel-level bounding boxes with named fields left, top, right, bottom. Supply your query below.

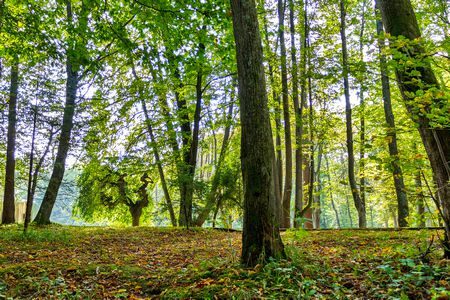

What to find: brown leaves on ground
left=0, top=226, right=449, bottom=299
left=0, top=227, right=240, bottom=299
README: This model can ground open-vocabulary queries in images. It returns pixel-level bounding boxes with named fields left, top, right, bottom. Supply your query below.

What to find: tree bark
left=313, top=144, right=323, bottom=228
left=261, top=6, right=282, bottom=223
left=415, top=167, right=426, bottom=228
left=375, top=1, right=409, bottom=227
left=379, top=0, right=450, bottom=256
left=178, top=40, right=205, bottom=228
left=289, top=0, right=302, bottom=229
left=230, top=0, right=285, bottom=267
left=24, top=105, right=38, bottom=233
left=339, top=0, right=366, bottom=228
left=358, top=1, right=367, bottom=219
left=278, top=0, right=293, bottom=229
left=34, top=0, right=81, bottom=225
left=127, top=174, right=150, bottom=227
left=2, top=58, right=19, bottom=224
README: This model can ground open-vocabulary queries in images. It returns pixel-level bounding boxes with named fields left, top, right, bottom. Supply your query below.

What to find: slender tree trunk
left=278, top=0, right=293, bottom=229
left=176, top=71, right=192, bottom=228
left=298, top=0, right=313, bottom=229
left=340, top=0, right=366, bottom=228
left=325, top=156, right=341, bottom=228
left=313, top=145, right=323, bottom=228
left=379, top=0, right=449, bottom=256
left=141, top=100, right=177, bottom=227
left=415, top=168, right=426, bottom=228
left=132, top=64, right=177, bottom=227
left=194, top=101, right=234, bottom=226
left=178, top=40, right=205, bottom=227
left=34, top=0, right=81, bottom=225
left=24, top=105, right=38, bottom=233
left=346, top=194, right=353, bottom=228
left=289, top=0, right=302, bottom=229
left=261, top=6, right=282, bottom=223
left=230, top=0, right=285, bottom=267
left=375, top=1, right=409, bottom=227
left=2, top=58, right=19, bottom=224
left=358, top=1, right=367, bottom=217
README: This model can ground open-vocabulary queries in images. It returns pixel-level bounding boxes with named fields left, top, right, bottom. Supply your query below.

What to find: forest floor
left=0, top=226, right=449, bottom=299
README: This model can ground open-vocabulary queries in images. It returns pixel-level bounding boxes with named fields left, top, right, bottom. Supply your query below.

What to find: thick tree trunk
left=230, top=0, right=285, bottom=267
left=34, top=0, right=80, bottom=225
left=340, top=0, right=366, bottom=228
left=379, top=0, right=450, bottom=256
left=375, top=1, right=409, bottom=228
left=277, top=0, right=293, bottom=229
left=2, top=58, right=19, bottom=224
left=129, top=174, right=150, bottom=227
left=130, top=208, right=142, bottom=227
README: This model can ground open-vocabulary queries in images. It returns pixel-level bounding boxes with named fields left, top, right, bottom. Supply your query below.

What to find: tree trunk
left=415, top=168, right=426, bottom=228
left=299, top=0, right=314, bottom=229
left=339, top=0, right=366, bottom=228
left=34, top=0, right=80, bottom=225
left=346, top=194, right=353, bottom=228
left=289, top=0, right=302, bottom=229
left=194, top=101, right=234, bottom=227
left=24, top=105, right=38, bottom=233
left=379, top=0, right=450, bottom=256
left=178, top=40, right=205, bottom=228
left=313, top=145, right=323, bottom=229
left=358, top=1, right=367, bottom=220
left=261, top=6, right=282, bottom=223
left=131, top=64, right=177, bottom=227
left=130, top=208, right=142, bottom=227
left=141, top=99, right=177, bottom=227
left=277, top=0, right=293, bottom=229
left=2, top=58, right=19, bottom=224
left=230, top=0, right=285, bottom=267
left=325, top=156, right=341, bottom=228
left=375, top=0, right=409, bottom=228
left=129, top=174, right=150, bottom=227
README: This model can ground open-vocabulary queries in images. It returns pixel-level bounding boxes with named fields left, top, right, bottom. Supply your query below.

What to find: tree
left=375, top=1, right=409, bottom=227
left=379, top=0, right=450, bottom=256
left=339, top=0, right=366, bottom=228
left=277, top=0, right=293, bottom=229
left=1, top=57, right=18, bottom=224
left=76, top=162, right=152, bottom=227
left=34, top=0, right=88, bottom=224
left=230, top=0, right=285, bottom=266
